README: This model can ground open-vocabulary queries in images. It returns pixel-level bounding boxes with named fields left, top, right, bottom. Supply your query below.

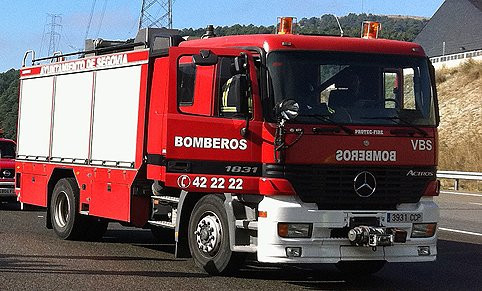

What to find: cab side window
left=177, top=56, right=215, bottom=116
left=216, top=57, right=252, bottom=118
left=178, top=63, right=196, bottom=106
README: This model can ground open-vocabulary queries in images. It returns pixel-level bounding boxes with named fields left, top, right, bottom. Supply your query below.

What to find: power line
left=95, top=0, right=108, bottom=38
left=61, top=29, right=81, bottom=52
left=85, top=0, right=97, bottom=40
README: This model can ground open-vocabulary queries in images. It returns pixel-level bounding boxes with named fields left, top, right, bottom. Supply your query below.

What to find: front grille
left=264, top=164, right=435, bottom=210
left=0, top=168, right=15, bottom=179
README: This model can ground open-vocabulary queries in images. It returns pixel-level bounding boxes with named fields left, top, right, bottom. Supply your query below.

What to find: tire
left=50, top=178, right=85, bottom=240
left=151, top=226, right=175, bottom=243
left=335, top=260, right=386, bottom=276
left=188, top=195, right=245, bottom=275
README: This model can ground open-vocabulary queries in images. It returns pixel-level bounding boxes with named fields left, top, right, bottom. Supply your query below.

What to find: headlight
left=278, top=223, right=312, bottom=238
left=411, top=223, right=437, bottom=238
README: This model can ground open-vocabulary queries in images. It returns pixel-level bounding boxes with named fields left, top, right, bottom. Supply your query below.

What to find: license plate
left=387, top=212, right=423, bottom=223
left=0, top=188, right=15, bottom=195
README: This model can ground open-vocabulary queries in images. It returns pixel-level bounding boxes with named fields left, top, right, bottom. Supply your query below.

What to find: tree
left=181, top=13, right=428, bottom=41
left=0, top=69, right=19, bottom=140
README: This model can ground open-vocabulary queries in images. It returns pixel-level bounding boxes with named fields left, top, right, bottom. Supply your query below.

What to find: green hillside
left=0, top=69, right=18, bottom=140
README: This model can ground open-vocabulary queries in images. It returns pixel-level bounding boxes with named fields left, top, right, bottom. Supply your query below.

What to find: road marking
left=439, top=227, right=482, bottom=237
left=469, top=202, right=482, bottom=206
left=441, top=191, right=482, bottom=198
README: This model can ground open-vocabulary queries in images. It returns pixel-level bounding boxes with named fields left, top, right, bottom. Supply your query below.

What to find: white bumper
left=257, top=196, right=438, bottom=264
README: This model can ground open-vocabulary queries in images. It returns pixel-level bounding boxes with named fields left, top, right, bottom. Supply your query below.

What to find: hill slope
left=0, top=69, right=19, bottom=140
left=436, top=60, right=482, bottom=172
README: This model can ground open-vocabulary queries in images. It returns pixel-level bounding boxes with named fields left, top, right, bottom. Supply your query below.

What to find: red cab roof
left=179, top=34, right=426, bottom=57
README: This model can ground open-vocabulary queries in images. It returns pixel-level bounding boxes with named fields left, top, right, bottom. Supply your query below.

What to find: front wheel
left=188, top=194, right=245, bottom=275
left=335, top=260, right=386, bottom=276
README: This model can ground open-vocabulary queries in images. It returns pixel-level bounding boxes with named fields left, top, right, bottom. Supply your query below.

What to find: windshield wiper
left=362, top=116, right=428, bottom=137
left=302, top=114, right=354, bottom=135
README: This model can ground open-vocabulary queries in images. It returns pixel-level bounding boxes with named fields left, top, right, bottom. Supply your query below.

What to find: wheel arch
left=174, top=191, right=203, bottom=258
left=175, top=192, right=243, bottom=259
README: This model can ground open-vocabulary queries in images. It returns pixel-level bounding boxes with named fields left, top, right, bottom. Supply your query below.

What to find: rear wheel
left=335, top=260, right=386, bottom=276
left=188, top=194, right=245, bottom=275
left=50, top=178, right=84, bottom=240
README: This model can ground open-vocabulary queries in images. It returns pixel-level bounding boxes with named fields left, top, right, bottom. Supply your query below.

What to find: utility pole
left=138, top=0, right=173, bottom=30
left=40, top=14, right=62, bottom=56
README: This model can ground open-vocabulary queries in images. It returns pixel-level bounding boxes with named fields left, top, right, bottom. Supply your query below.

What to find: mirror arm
left=240, top=115, right=250, bottom=138
left=274, top=120, right=286, bottom=163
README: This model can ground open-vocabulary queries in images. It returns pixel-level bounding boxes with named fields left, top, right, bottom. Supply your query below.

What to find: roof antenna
left=333, top=14, right=344, bottom=37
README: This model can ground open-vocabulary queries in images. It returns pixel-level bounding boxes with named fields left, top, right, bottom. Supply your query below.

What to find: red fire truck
left=16, top=20, right=440, bottom=275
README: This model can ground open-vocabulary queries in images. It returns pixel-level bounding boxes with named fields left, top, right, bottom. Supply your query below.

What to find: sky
left=0, top=0, right=444, bottom=72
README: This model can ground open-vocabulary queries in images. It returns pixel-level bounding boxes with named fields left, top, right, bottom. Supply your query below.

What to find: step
left=151, top=195, right=180, bottom=204
left=148, top=220, right=176, bottom=229
left=235, top=220, right=258, bottom=230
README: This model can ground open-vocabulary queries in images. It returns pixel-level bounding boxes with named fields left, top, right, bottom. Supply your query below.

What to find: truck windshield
left=0, top=141, right=16, bottom=158
left=267, top=51, right=436, bottom=126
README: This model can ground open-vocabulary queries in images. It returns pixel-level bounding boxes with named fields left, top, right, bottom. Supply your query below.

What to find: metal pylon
left=138, top=0, right=173, bottom=30
left=40, top=14, right=62, bottom=56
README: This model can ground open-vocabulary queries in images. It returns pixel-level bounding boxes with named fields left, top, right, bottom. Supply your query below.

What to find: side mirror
left=276, top=99, right=299, bottom=121
left=234, top=54, right=248, bottom=73
left=192, top=50, right=218, bottom=66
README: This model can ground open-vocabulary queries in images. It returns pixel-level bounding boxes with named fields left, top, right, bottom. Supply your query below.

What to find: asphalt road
left=0, top=192, right=481, bottom=291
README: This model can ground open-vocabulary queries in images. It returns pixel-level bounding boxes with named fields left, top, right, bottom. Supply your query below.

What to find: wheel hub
left=194, top=212, right=222, bottom=255
left=54, top=191, right=70, bottom=228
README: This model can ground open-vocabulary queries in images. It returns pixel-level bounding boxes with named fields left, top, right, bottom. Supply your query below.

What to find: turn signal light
left=411, top=223, right=437, bottom=238
left=277, top=17, right=296, bottom=34
left=278, top=223, right=312, bottom=238
left=361, top=21, right=381, bottom=39
left=423, top=180, right=440, bottom=196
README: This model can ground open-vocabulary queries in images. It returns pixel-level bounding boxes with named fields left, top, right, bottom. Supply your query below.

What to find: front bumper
left=257, top=195, right=438, bottom=264
left=0, top=180, right=16, bottom=199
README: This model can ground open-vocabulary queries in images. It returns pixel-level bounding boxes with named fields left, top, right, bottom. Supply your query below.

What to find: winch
left=348, top=226, right=400, bottom=247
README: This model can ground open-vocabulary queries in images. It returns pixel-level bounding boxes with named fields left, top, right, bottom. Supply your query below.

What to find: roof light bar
left=277, top=17, right=297, bottom=35
left=361, top=21, right=381, bottom=39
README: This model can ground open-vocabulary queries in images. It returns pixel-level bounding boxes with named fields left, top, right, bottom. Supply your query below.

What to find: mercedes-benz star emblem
left=353, top=171, right=377, bottom=197
left=2, top=170, right=11, bottom=178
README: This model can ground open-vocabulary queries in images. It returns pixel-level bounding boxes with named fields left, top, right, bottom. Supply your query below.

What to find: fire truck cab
left=0, top=137, right=16, bottom=202
left=16, top=25, right=439, bottom=275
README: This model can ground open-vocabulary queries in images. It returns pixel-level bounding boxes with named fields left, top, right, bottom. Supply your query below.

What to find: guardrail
left=437, top=171, right=482, bottom=191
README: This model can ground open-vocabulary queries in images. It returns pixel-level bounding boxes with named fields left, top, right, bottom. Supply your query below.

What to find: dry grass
left=436, top=60, right=482, bottom=191
left=437, top=59, right=482, bottom=84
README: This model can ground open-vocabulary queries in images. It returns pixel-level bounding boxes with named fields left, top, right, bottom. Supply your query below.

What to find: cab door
left=163, top=47, right=263, bottom=193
